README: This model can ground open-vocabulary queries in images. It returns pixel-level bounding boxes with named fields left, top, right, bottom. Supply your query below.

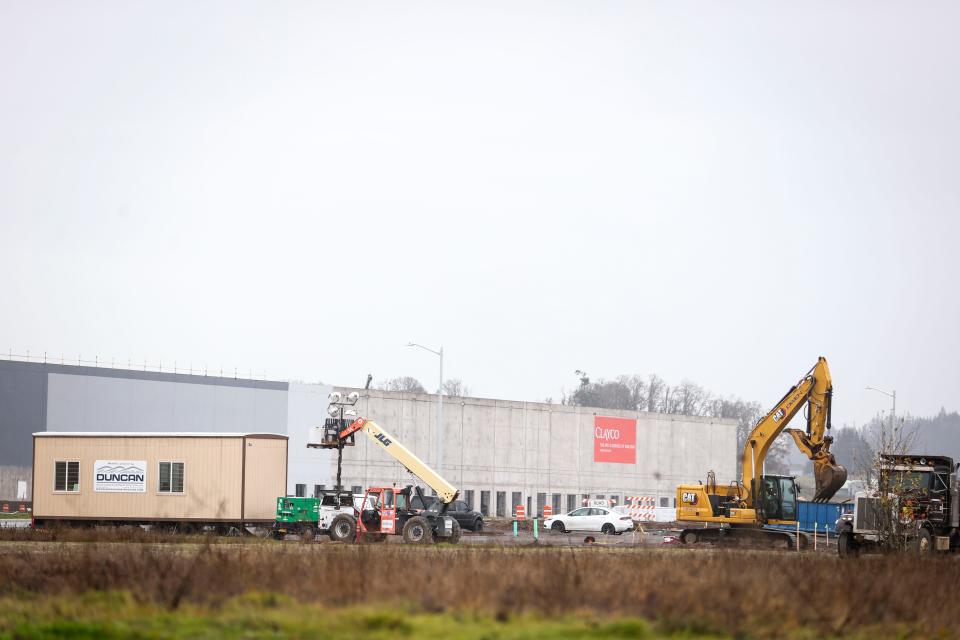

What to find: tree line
left=375, top=376, right=470, bottom=397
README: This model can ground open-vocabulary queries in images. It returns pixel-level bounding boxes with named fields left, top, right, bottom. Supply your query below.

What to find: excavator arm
left=741, top=357, right=847, bottom=504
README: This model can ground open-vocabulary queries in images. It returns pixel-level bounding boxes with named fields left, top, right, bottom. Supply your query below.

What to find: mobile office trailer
left=32, top=432, right=287, bottom=530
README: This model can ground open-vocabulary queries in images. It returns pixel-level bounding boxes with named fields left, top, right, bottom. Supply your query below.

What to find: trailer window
left=54, top=461, right=80, bottom=492
left=158, top=462, right=185, bottom=493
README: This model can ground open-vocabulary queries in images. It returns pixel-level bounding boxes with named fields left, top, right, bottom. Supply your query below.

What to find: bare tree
left=378, top=376, right=426, bottom=393
left=864, top=413, right=922, bottom=551
left=676, top=380, right=709, bottom=416
left=442, top=378, right=470, bottom=397
left=646, top=374, right=666, bottom=413
left=616, top=374, right=649, bottom=411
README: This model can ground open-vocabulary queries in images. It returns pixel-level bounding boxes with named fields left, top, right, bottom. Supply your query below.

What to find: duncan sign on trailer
left=93, top=460, right=147, bottom=493
left=593, top=416, right=636, bottom=464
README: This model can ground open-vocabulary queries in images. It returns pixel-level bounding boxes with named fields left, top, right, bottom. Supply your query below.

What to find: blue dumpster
left=767, top=501, right=853, bottom=534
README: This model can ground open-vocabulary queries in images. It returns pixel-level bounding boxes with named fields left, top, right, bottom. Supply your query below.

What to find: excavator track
left=679, top=526, right=810, bottom=551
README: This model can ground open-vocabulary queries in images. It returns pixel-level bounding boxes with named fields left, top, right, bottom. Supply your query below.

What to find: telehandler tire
left=329, top=514, right=356, bottom=543
left=447, top=518, right=462, bottom=545
left=402, top=516, right=434, bottom=544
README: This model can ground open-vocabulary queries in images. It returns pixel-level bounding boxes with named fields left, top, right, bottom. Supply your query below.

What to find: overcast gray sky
left=2, top=2, right=958, bottom=427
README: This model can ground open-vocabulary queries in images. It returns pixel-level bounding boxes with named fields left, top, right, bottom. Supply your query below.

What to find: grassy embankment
left=1, top=536, right=958, bottom=638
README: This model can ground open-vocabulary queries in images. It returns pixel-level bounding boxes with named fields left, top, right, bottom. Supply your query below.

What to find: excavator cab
left=758, top=475, right=799, bottom=523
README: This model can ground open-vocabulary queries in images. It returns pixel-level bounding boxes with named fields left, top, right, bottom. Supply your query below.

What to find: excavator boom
left=743, top=357, right=847, bottom=504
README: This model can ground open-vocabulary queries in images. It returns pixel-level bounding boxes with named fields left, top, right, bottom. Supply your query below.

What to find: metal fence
left=3, top=350, right=270, bottom=380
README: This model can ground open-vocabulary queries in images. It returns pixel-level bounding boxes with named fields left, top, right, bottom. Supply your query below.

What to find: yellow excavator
left=676, top=357, right=847, bottom=547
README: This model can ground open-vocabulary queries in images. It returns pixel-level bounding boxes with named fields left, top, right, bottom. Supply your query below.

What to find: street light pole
left=407, top=342, right=444, bottom=476
left=866, top=386, right=896, bottom=437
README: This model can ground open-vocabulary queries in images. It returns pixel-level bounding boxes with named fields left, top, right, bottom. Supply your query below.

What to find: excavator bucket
left=812, top=461, right=847, bottom=502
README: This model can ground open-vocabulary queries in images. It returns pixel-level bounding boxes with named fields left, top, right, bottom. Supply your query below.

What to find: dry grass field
left=0, top=535, right=958, bottom=638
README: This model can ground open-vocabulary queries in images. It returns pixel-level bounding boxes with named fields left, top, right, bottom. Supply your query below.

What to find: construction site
left=2, top=352, right=959, bottom=638
left=3, top=2, right=959, bottom=637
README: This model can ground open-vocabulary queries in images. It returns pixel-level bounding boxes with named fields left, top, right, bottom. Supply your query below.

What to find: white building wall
left=333, top=388, right=738, bottom=517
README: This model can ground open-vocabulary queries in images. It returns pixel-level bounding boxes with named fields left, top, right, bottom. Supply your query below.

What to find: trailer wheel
left=837, top=531, right=858, bottom=558
left=301, top=525, right=316, bottom=543
left=402, top=516, right=433, bottom=544
left=915, top=528, right=932, bottom=557
left=328, top=515, right=356, bottom=543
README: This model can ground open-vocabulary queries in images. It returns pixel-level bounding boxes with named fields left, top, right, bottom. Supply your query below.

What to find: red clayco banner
left=593, top=416, right=636, bottom=464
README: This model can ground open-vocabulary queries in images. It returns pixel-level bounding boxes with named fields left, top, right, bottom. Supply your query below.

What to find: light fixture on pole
left=308, top=390, right=361, bottom=492
left=407, top=342, right=444, bottom=475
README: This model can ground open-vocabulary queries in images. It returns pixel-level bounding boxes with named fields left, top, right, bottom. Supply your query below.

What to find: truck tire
left=915, top=528, right=932, bottom=556
left=328, top=514, right=356, bottom=543
left=837, top=531, right=858, bottom=558
left=402, top=516, right=433, bottom=544
left=447, top=518, right=462, bottom=544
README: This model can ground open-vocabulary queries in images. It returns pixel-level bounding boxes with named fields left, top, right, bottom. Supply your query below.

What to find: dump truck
left=836, top=454, right=960, bottom=556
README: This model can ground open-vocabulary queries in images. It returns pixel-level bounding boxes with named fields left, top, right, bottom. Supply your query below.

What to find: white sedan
left=544, top=507, right=634, bottom=535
